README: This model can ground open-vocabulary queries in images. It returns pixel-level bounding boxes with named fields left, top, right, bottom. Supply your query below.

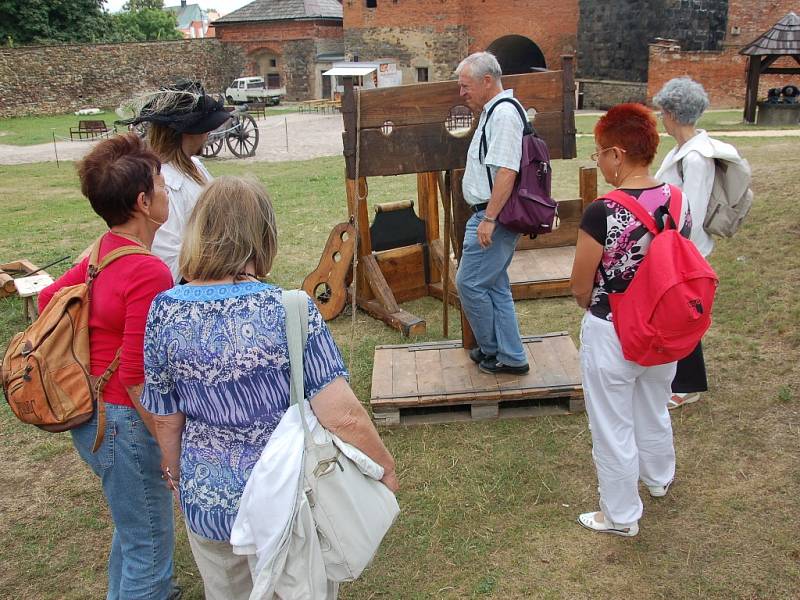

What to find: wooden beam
left=417, top=172, right=441, bottom=284
left=450, top=169, right=470, bottom=261
left=759, top=55, right=780, bottom=72
left=579, top=165, right=597, bottom=211
left=744, top=56, right=761, bottom=124
left=561, top=55, right=577, bottom=160
left=761, top=67, right=800, bottom=75
left=362, top=254, right=400, bottom=314
left=358, top=298, right=426, bottom=337
left=345, top=176, right=372, bottom=300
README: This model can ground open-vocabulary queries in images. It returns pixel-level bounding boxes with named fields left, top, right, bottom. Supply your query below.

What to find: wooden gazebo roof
left=740, top=11, right=800, bottom=55
left=739, top=12, right=800, bottom=123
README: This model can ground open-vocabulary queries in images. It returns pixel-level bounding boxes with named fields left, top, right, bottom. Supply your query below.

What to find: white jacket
left=151, top=157, right=212, bottom=282
left=655, top=130, right=715, bottom=257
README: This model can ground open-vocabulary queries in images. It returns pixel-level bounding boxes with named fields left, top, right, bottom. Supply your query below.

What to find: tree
left=110, top=8, right=183, bottom=41
left=0, top=0, right=110, bottom=46
left=122, top=0, right=164, bottom=10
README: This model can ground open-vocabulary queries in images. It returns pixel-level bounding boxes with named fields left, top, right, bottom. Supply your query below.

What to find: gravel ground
left=0, top=110, right=798, bottom=166
left=0, top=111, right=346, bottom=165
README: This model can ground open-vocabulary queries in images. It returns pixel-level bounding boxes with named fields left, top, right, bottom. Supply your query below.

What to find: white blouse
left=655, top=130, right=715, bottom=257
left=151, top=157, right=212, bottom=282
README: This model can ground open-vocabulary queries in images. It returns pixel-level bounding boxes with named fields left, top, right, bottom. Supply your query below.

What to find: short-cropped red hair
left=594, top=103, right=659, bottom=166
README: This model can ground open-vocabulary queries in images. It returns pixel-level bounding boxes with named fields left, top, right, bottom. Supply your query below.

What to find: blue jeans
left=456, top=211, right=527, bottom=366
left=72, top=404, right=175, bottom=600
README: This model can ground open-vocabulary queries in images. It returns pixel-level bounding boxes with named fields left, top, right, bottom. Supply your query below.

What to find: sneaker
left=647, top=479, right=673, bottom=498
left=577, top=511, right=639, bottom=537
left=478, top=357, right=529, bottom=375
left=469, top=347, right=493, bottom=364
left=668, top=392, right=701, bottom=410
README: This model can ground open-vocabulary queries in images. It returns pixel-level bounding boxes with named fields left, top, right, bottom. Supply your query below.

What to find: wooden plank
left=350, top=113, right=564, bottom=178
left=516, top=197, right=583, bottom=251
left=527, top=334, right=574, bottom=387
left=471, top=403, right=499, bottom=420
left=580, top=166, right=598, bottom=211
left=561, top=55, right=577, bottom=160
left=417, top=172, right=440, bottom=283
left=440, top=347, right=474, bottom=396
left=414, top=348, right=445, bottom=401
left=373, top=244, right=428, bottom=302
left=550, top=333, right=582, bottom=383
left=356, top=71, right=565, bottom=128
left=370, top=347, right=394, bottom=404
left=391, top=347, right=419, bottom=400
left=363, top=254, right=400, bottom=313
left=358, top=298, right=426, bottom=337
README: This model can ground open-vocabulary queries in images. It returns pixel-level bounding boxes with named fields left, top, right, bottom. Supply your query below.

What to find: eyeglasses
left=591, top=146, right=626, bottom=162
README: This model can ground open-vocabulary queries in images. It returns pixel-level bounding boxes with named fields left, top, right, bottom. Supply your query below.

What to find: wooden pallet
left=508, top=246, right=575, bottom=300
left=370, top=332, right=583, bottom=426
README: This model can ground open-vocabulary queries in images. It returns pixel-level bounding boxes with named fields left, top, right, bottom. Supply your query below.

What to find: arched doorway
left=249, top=48, right=282, bottom=89
left=487, top=35, right=546, bottom=74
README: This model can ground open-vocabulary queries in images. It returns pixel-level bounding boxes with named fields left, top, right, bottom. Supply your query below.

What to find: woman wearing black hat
left=120, top=80, right=230, bottom=282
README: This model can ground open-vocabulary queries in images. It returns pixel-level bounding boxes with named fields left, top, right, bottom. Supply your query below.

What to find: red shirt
left=38, top=232, right=174, bottom=407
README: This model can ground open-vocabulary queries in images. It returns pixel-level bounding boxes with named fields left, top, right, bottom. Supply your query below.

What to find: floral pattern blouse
left=141, top=282, right=347, bottom=541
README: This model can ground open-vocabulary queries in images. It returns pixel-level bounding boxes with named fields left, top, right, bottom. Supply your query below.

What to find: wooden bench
left=69, top=120, right=113, bottom=141
left=245, top=102, right=266, bottom=119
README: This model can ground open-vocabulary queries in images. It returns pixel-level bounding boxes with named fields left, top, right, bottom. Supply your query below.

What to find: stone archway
left=487, top=35, right=546, bottom=74
left=248, top=47, right=282, bottom=89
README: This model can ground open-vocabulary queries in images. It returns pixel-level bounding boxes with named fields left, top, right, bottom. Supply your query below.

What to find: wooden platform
left=370, top=332, right=584, bottom=426
left=508, top=246, right=575, bottom=300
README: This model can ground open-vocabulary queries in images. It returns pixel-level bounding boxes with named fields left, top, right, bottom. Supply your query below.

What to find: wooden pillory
left=327, top=55, right=595, bottom=337
left=318, top=56, right=590, bottom=425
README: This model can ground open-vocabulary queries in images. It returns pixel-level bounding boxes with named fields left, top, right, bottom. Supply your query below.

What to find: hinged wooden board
left=370, top=332, right=584, bottom=426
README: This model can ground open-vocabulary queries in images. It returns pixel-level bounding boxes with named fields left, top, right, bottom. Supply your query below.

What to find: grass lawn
left=0, top=135, right=799, bottom=599
left=0, top=106, right=297, bottom=147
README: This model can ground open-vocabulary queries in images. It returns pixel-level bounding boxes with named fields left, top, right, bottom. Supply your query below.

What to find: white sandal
left=668, top=392, right=701, bottom=410
left=577, top=511, right=639, bottom=537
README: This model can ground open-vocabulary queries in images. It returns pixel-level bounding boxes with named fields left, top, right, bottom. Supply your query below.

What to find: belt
left=471, top=202, right=488, bottom=213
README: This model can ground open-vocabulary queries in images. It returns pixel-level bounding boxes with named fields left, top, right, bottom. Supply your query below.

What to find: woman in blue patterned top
left=141, top=177, right=397, bottom=600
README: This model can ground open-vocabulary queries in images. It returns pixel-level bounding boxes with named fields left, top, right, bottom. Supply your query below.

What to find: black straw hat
left=117, top=79, right=230, bottom=135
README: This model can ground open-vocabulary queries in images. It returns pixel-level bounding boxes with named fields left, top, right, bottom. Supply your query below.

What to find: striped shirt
left=461, top=89, right=524, bottom=206
left=141, top=282, right=347, bottom=541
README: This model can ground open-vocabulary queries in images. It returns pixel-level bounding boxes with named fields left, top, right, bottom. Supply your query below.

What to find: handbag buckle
left=313, top=451, right=343, bottom=478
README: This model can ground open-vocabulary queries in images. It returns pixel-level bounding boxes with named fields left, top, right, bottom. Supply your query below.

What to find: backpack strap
left=85, top=235, right=152, bottom=452
left=479, top=97, right=533, bottom=192
left=603, top=186, right=683, bottom=235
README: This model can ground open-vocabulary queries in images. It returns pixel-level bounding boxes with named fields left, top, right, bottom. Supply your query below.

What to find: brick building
left=341, top=0, right=799, bottom=109
left=343, top=0, right=578, bottom=85
left=213, top=0, right=344, bottom=100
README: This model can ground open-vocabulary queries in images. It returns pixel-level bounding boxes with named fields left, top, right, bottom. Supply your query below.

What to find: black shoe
left=479, top=357, right=530, bottom=375
left=469, top=347, right=494, bottom=364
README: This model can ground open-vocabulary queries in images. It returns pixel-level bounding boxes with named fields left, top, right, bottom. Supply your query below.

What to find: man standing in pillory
left=455, top=52, right=529, bottom=375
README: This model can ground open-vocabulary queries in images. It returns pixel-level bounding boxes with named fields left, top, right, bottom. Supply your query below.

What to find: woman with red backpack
left=570, top=104, right=692, bottom=537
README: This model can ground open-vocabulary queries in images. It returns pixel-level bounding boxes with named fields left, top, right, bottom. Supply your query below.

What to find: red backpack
left=604, top=186, right=718, bottom=366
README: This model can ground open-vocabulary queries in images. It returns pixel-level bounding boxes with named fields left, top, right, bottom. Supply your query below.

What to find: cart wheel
left=226, top=113, right=259, bottom=158
left=202, top=135, right=224, bottom=158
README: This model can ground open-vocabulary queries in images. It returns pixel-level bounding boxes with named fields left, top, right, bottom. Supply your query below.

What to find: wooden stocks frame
left=341, top=56, right=579, bottom=338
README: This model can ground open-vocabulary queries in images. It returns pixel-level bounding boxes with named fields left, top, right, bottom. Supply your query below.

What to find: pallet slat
left=371, top=333, right=584, bottom=425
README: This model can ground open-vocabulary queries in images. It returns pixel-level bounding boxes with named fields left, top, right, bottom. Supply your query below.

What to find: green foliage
left=0, top=0, right=109, bottom=46
left=122, top=0, right=164, bottom=10
left=109, top=8, right=182, bottom=42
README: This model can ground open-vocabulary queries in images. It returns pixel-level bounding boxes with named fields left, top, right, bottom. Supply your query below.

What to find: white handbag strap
left=282, top=289, right=311, bottom=438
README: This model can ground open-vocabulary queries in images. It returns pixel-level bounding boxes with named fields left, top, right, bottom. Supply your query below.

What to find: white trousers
left=579, top=312, right=676, bottom=527
left=186, top=524, right=258, bottom=600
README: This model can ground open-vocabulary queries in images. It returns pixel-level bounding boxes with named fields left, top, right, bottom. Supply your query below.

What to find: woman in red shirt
left=39, top=133, right=178, bottom=600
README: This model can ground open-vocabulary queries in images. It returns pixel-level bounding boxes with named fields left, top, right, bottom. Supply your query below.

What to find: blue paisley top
left=141, top=282, right=347, bottom=541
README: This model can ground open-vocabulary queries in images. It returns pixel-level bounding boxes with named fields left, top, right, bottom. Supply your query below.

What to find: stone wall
left=578, top=0, right=728, bottom=83
left=0, top=39, right=244, bottom=118
left=579, top=79, right=648, bottom=110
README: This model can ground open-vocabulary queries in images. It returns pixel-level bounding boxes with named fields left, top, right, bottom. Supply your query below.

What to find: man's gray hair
left=653, top=77, right=710, bottom=125
left=455, top=52, right=503, bottom=81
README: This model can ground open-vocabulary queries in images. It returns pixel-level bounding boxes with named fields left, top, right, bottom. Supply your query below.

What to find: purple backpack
left=480, top=98, right=558, bottom=236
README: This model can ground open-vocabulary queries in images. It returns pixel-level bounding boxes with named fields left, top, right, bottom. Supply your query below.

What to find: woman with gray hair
left=653, top=76, right=713, bottom=409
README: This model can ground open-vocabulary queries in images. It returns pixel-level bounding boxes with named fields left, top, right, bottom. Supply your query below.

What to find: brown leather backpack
left=2, top=239, right=151, bottom=452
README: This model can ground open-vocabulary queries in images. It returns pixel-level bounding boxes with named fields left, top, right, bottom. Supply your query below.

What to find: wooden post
left=561, top=55, right=577, bottom=160
left=450, top=169, right=470, bottom=260
left=342, top=77, right=358, bottom=178
left=579, top=166, right=597, bottom=210
left=345, top=177, right=372, bottom=300
left=743, top=56, right=760, bottom=124
left=417, top=172, right=441, bottom=283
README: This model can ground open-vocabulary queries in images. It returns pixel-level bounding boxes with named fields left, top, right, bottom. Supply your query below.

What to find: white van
left=225, top=77, right=285, bottom=105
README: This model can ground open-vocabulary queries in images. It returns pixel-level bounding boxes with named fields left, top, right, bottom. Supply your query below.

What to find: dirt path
left=0, top=112, right=346, bottom=166
left=1, top=112, right=798, bottom=166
